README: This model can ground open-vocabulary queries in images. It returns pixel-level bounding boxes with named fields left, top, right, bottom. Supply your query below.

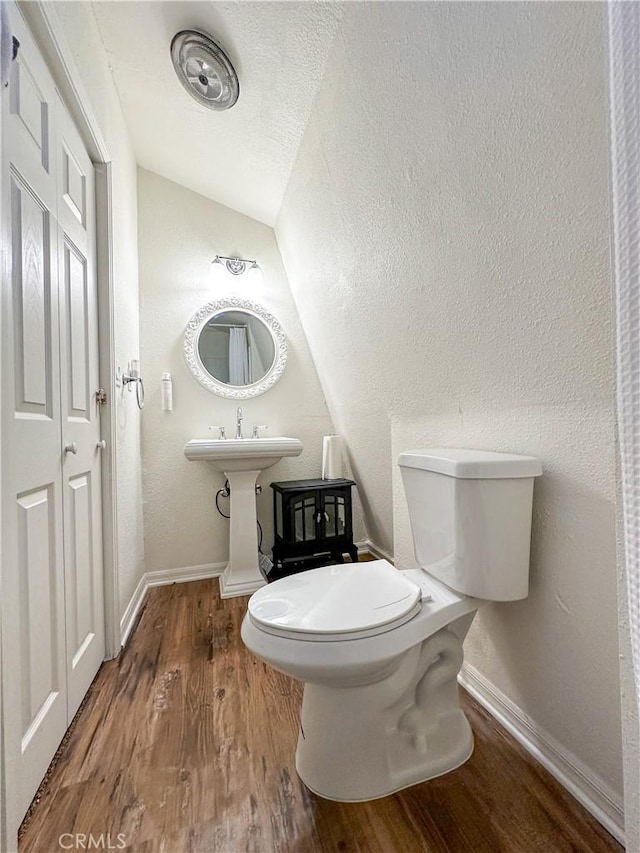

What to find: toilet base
left=297, top=730, right=473, bottom=802
left=294, top=627, right=473, bottom=801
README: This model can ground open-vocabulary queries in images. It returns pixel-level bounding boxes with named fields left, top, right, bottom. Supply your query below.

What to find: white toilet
left=241, top=448, right=542, bottom=802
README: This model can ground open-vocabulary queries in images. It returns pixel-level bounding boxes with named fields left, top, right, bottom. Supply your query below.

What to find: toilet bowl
left=241, top=561, right=479, bottom=800
left=241, top=448, right=542, bottom=801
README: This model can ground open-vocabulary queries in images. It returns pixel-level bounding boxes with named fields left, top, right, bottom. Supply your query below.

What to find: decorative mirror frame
left=184, top=297, right=287, bottom=399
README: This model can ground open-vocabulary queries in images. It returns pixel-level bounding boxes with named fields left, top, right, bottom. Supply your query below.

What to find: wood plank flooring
left=19, top=579, right=622, bottom=853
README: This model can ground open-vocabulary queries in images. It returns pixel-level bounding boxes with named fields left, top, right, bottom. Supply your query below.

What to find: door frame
left=18, top=0, right=121, bottom=661
left=0, top=12, right=6, bottom=851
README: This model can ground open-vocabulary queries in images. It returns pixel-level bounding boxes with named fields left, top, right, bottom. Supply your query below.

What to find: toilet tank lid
left=398, top=448, right=542, bottom=479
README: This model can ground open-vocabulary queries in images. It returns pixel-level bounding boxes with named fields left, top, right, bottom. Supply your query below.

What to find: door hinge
left=96, top=388, right=107, bottom=406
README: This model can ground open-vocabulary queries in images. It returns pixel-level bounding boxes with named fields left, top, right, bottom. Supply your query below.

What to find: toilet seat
left=248, top=560, right=422, bottom=642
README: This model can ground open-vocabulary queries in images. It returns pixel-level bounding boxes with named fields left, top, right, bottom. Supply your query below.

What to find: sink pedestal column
left=219, top=469, right=268, bottom=599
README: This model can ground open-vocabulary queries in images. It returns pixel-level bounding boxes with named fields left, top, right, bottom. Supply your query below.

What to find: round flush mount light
left=170, top=29, right=239, bottom=111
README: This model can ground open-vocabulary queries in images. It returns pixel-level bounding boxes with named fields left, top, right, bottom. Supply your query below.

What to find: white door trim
left=0, top=12, right=7, bottom=850
left=95, top=163, right=120, bottom=659
left=19, top=1, right=120, bottom=658
left=17, top=2, right=109, bottom=164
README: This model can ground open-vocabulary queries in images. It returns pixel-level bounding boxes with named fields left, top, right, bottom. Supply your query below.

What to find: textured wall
left=137, top=169, right=347, bottom=575
left=277, top=1, right=622, bottom=800
left=52, top=3, right=144, bottom=618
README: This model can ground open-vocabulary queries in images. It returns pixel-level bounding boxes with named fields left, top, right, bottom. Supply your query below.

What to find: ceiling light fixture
left=171, top=29, right=239, bottom=111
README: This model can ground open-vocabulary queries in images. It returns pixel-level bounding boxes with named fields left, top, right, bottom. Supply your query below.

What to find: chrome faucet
left=235, top=406, right=243, bottom=439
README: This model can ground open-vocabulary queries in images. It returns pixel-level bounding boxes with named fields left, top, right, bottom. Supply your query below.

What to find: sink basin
left=183, top=436, right=303, bottom=599
left=184, top=437, right=303, bottom=472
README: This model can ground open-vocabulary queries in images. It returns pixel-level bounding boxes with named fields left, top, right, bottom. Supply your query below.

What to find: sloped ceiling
left=90, top=1, right=343, bottom=225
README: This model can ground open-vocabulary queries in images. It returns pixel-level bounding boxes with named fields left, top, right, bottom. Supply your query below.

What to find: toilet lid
left=248, top=560, right=421, bottom=638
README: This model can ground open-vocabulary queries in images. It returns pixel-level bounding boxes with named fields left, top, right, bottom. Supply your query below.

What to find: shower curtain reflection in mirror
left=197, top=310, right=275, bottom=387
left=229, top=326, right=250, bottom=385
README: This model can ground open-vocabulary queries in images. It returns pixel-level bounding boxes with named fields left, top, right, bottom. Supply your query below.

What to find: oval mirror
left=184, top=298, right=287, bottom=399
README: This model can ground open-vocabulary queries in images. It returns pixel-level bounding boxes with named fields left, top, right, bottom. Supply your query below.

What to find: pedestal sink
left=184, top=437, right=303, bottom=598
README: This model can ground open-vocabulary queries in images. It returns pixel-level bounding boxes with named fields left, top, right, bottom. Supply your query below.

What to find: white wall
left=137, top=169, right=346, bottom=575
left=48, top=3, right=144, bottom=618
left=277, top=0, right=622, bottom=809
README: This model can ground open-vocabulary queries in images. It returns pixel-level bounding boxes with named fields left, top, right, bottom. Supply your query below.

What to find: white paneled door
left=56, top=98, right=104, bottom=723
left=1, top=8, right=105, bottom=826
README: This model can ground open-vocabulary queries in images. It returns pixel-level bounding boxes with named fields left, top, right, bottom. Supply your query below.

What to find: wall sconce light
left=210, top=255, right=263, bottom=285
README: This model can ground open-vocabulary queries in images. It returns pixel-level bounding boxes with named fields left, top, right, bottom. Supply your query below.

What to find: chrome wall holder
left=122, top=360, right=145, bottom=409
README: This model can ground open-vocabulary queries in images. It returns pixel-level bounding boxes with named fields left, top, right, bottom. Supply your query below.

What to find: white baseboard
left=119, top=573, right=147, bottom=649
left=356, top=538, right=394, bottom=563
left=459, top=662, right=625, bottom=846
left=119, top=562, right=225, bottom=648
left=145, top=562, right=225, bottom=588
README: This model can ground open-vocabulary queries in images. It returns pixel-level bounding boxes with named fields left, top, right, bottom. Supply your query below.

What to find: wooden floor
left=20, top=579, right=621, bottom=853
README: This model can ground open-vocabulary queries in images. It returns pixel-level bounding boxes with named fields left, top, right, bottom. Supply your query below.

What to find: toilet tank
left=398, top=449, right=542, bottom=601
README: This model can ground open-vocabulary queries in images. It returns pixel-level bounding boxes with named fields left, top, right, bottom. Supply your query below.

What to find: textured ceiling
left=91, top=1, right=343, bottom=225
